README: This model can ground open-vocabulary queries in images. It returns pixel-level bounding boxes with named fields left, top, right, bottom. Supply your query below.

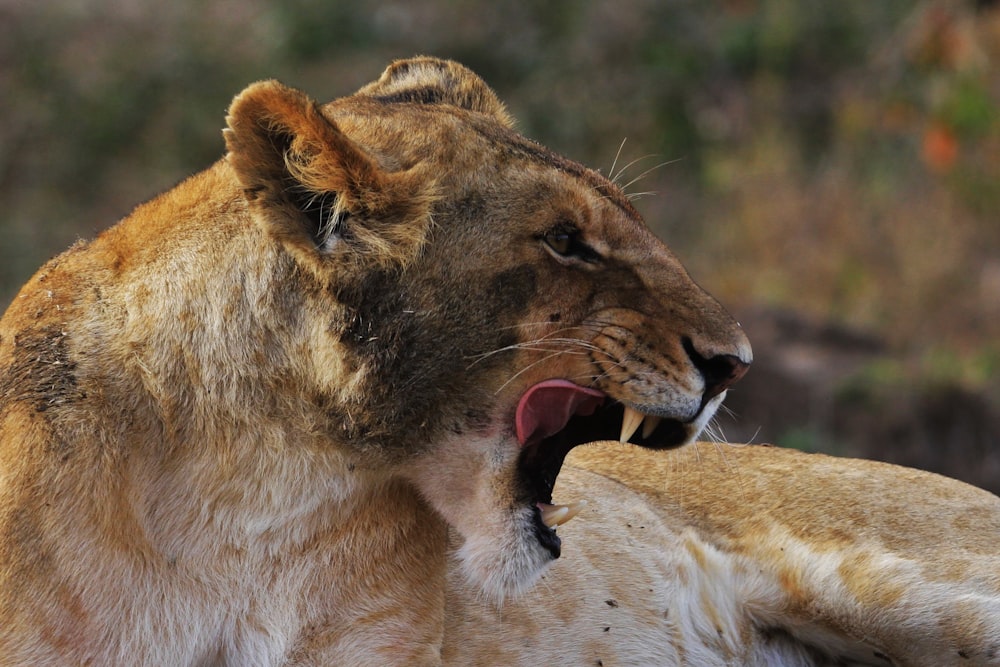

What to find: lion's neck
left=70, top=200, right=388, bottom=554
left=20, top=180, right=452, bottom=628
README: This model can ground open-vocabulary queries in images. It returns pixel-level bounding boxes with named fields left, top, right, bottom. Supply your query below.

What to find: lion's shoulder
left=568, top=441, right=1000, bottom=551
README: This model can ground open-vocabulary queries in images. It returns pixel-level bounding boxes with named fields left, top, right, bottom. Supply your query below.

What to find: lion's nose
left=682, top=337, right=751, bottom=402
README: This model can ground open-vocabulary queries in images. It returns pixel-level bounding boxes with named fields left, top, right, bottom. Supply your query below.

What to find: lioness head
left=224, top=57, right=751, bottom=600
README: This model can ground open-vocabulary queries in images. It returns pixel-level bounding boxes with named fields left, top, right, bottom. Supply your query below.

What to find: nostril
left=682, top=337, right=750, bottom=402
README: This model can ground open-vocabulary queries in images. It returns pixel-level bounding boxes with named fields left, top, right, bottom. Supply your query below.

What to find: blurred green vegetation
left=2, top=0, right=998, bottom=484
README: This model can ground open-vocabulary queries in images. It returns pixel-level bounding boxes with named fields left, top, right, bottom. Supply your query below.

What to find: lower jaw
left=519, top=405, right=714, bottom=553
left=514, top=394, right=726, bottom=566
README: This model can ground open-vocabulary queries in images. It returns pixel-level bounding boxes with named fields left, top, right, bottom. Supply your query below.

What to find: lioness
left=0, top=57, right=996, bottom=666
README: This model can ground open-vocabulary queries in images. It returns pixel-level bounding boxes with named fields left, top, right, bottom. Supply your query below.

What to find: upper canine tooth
left=642, top=415, right=662, bottom=439
left=620, top=406, right=644, bottom=443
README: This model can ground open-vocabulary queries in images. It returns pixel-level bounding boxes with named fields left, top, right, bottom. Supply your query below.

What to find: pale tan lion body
left=0, top=57, right=997, bottom=666
left=446, top=442, right=1000, bottom=666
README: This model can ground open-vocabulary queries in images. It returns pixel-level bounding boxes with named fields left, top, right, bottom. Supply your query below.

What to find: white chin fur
left=455, top=506, right=553, bottom=603
left=687, top=390, right=726, bottom=441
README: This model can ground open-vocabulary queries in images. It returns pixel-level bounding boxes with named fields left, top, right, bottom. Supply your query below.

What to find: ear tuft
left=356, top=57, right=514, bottom=128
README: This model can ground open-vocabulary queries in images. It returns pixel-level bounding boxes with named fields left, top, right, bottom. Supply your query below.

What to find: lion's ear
left=356, top=57, right=515, bottom=129
left=224, top=80, right=431, bottom=269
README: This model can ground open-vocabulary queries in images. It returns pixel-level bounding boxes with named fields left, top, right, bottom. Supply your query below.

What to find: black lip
left=517, top=402, right=691, bottom=558
left=532, top=506, right=561, bottom=559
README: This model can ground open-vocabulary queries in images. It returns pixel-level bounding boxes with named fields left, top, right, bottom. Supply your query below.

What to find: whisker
left=587, top=368, right=618, bottom=386
left=703, top=417, right=725, bottom=443
left=711, top=440, right=749, bottom=503
left=588, top=354, right=631, bottom=379
left=488, top=321, right=577, bottom=332
left=467, top=325, right=623, bottom=368
left=466, top=329, right=591, bottom=360
left=607, top=137, right=628, bottom=179
left=611, top=153, right=661, bottom=186
left=619, top=158, right=683, bottom=193
left=625, top=190, right=657, bottom=201
left=494, top=350, right=579, bottom=394
left=466, top=342, right=591, bottom=370
left=484, top=335, right=631, bottom=394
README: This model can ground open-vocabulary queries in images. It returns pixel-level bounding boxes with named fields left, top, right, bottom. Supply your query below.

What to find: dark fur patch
left=0, top=505, right=57, bottom=601
left=0, top=327, right=81, bottom=415
left=373, top=87, right=447, bottom=106
left=324, top=261, right=534, bottom=452
left=490, top=265, right=538, bottom=311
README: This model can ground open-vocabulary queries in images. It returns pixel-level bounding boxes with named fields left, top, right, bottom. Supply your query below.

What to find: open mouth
left=514, top=379, right=695, bottom=559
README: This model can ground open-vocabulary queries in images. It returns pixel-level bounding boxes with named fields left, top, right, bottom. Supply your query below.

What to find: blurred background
left=2, top=0, right=998, bottom=492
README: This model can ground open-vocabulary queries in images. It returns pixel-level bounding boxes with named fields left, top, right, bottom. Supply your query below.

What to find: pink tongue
left=515, top=380, right=606, bottom=447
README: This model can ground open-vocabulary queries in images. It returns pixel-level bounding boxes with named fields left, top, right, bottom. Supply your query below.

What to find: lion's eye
left=543, top=228, right=600, bottom=263
left=544, top=231, right=574, bottom=256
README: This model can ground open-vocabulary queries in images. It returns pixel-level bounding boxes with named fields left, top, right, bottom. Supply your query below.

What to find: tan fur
left=444, top=443, right=999, bottom=666
left=0, top=57, right=996, bottom=666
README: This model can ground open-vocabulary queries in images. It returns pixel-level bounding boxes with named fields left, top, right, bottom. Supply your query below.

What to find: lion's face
left=225, top=58, right=751, bottom=600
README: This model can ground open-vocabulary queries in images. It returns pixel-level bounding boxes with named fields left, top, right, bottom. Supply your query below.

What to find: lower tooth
left=559, top=499, right=587, bottom=524
left=539, top=500, right=588, bottom=528
left=540, top=505, right=569, bottom=528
